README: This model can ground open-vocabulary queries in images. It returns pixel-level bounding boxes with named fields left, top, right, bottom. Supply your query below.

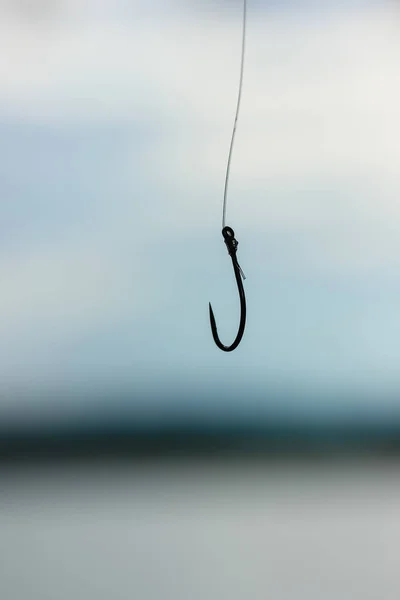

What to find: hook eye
left=222, top=226, right=235, bottom=240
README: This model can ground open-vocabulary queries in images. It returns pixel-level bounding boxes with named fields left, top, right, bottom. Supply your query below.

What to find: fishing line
left=222, top=0, right=247, bottom=230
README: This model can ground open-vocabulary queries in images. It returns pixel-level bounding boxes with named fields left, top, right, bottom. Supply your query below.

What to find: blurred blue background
left=2, top=0, right=400, bottom=428
left=1, top=2, right=400, bottom=599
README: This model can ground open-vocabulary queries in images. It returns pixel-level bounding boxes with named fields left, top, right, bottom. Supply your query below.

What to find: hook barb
left=209, top=226, right=246, bottom=352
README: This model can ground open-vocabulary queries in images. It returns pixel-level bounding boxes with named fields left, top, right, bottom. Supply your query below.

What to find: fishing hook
left=209, top=226, right=246, bottom=352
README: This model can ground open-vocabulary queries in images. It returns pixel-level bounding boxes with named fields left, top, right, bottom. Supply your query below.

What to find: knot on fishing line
left=222, top=226, right=238, bottom=256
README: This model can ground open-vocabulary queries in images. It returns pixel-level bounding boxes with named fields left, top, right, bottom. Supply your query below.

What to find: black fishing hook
left=209, top=226, right=246, bottom=352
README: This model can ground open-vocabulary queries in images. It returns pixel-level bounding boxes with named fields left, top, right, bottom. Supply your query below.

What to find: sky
left=1, top=0, right=400, bottom=423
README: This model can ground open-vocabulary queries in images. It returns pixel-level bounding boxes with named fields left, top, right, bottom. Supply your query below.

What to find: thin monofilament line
left=222, top=0, right=247, bottom=230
